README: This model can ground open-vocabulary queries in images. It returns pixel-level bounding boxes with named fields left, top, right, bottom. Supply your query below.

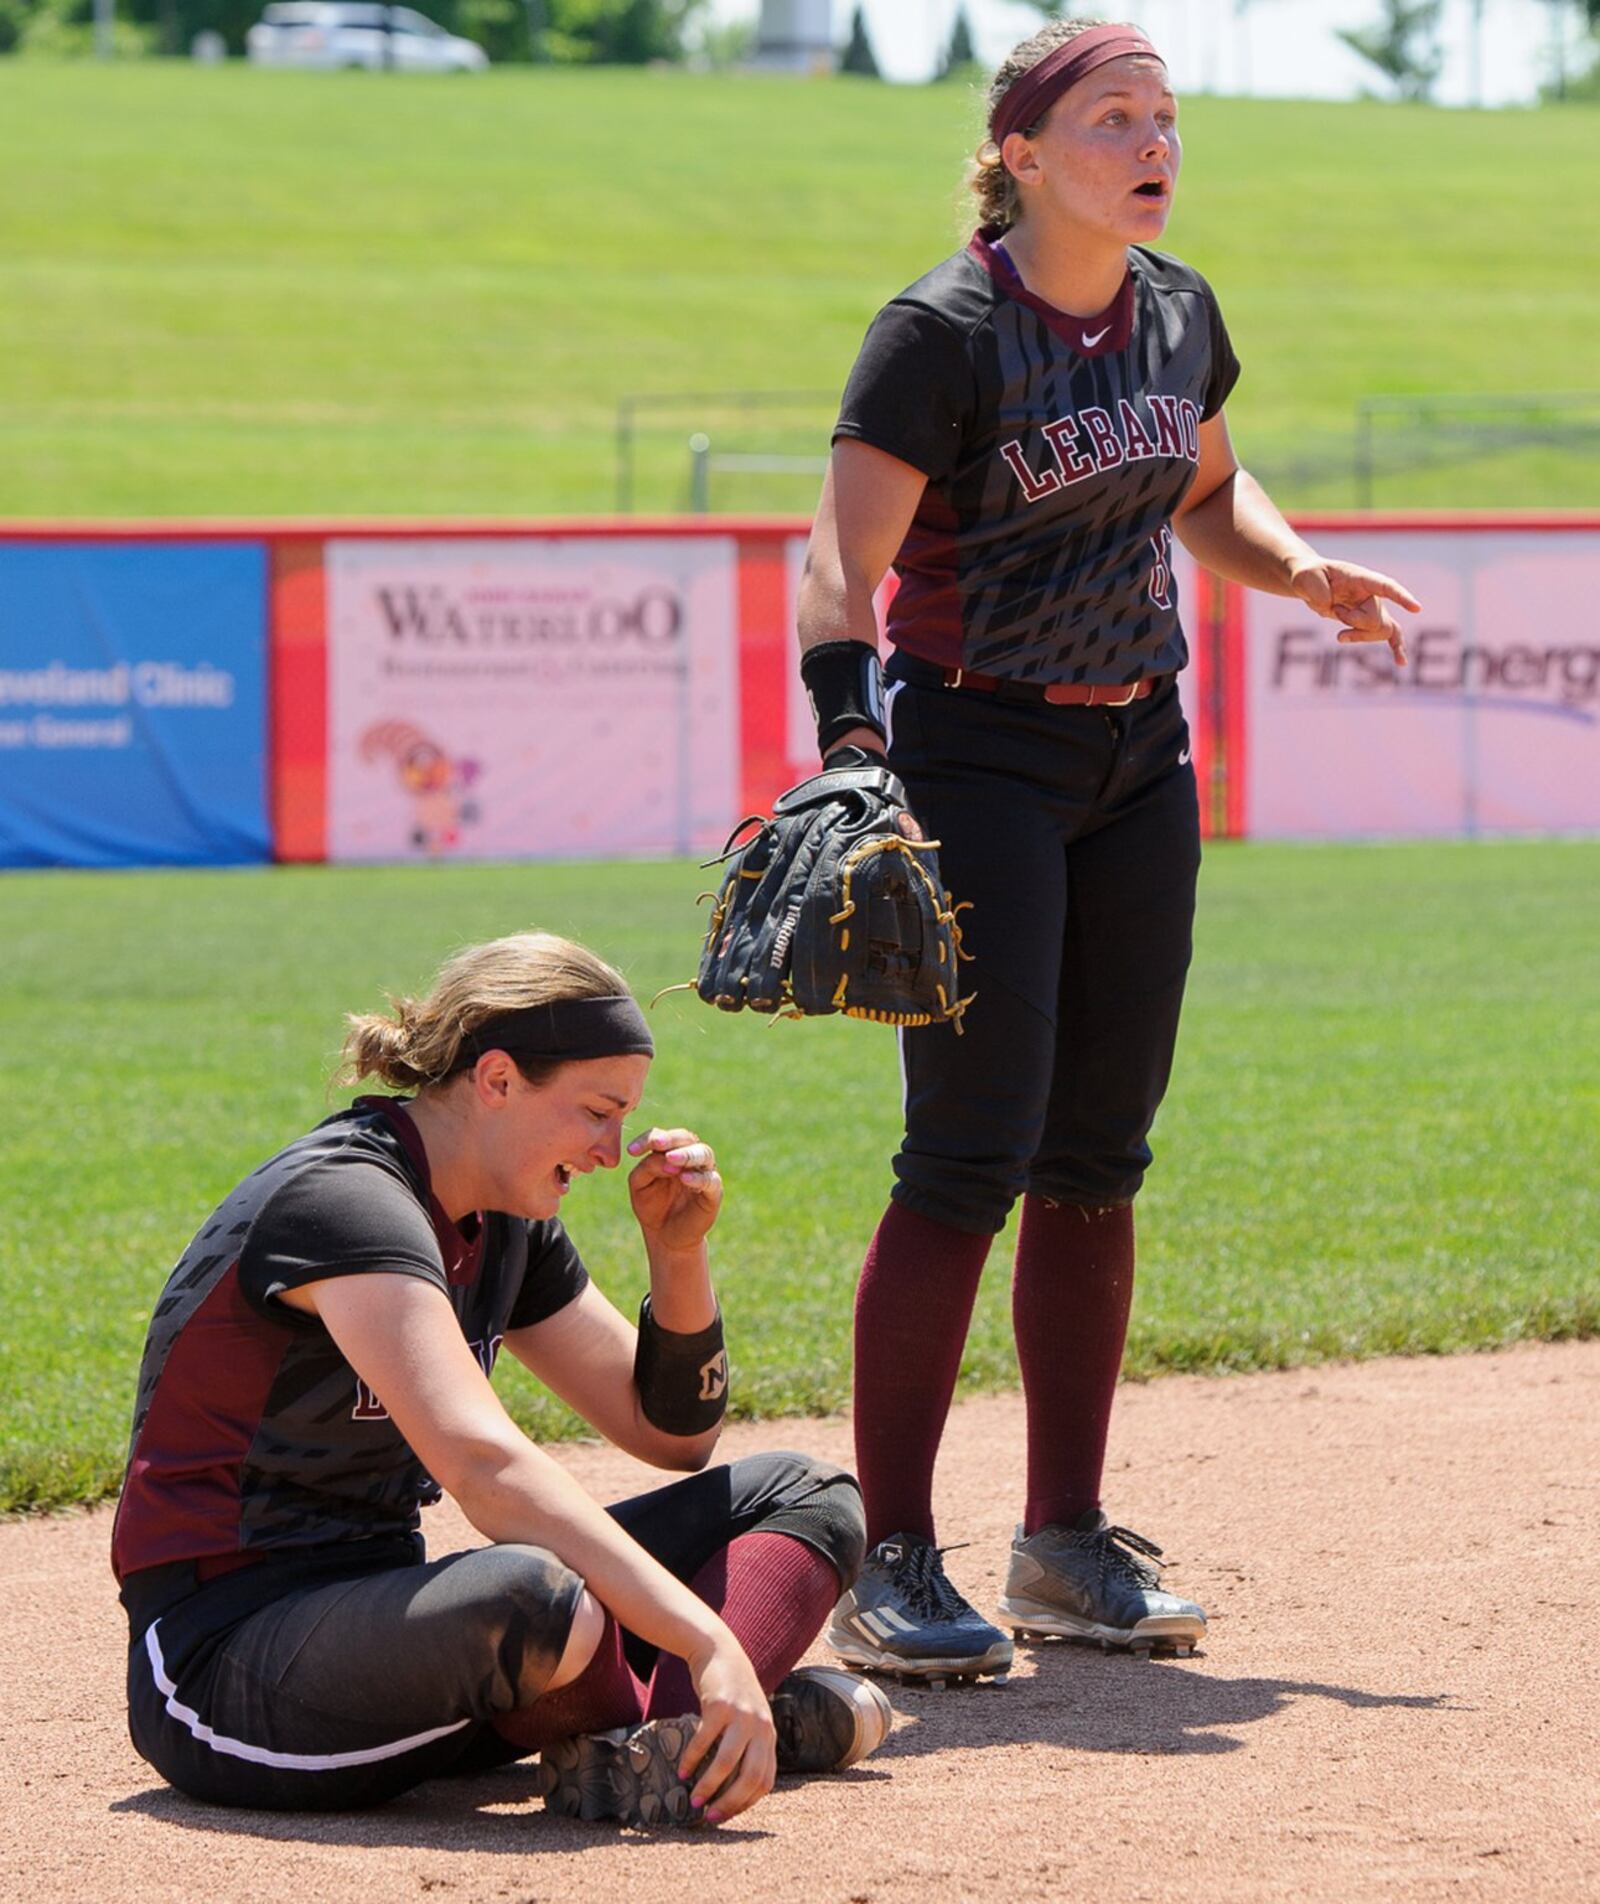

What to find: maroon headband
left=989, top=24, right=1164, bottom=146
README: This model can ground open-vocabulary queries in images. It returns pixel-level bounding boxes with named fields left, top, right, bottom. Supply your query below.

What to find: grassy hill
left=0, top=64, right=1596, bottom=517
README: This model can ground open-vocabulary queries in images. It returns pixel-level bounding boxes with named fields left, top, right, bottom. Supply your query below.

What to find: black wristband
left=633, top=1295, right=728, bottom=1436
left=800, top=640, right=887, bottom=757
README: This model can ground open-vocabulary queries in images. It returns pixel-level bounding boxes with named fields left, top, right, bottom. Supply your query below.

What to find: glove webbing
left=826, top=835, right=973, bottom=1030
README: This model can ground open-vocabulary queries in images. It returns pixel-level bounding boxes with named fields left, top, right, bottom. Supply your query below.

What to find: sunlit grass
left=2, top=840, right=1595, bottom=1509
left=0, top=67, right=1595, bottom=516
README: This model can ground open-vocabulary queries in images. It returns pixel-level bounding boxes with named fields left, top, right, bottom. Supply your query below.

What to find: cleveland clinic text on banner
left=0, top=542, right=268, bottom=868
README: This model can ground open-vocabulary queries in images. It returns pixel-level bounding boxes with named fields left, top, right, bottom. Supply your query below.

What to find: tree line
left=1335, top=0, right=1600, bottom=103
left=2, top=0, right=1596, bottom=99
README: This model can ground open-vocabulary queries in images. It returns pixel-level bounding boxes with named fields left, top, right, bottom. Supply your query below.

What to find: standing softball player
left=797, top=17, right=1419, bottom=1682
left=113, top=932, right=887, bottom=1822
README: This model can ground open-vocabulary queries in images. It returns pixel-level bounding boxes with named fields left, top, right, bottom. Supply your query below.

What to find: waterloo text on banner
left=324, top=536, right=739, bottom=863
left=0, top=540, right=268, bottom=869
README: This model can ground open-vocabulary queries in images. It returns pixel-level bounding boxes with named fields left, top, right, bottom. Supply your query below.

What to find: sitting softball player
left=112, top=930, right=887, bottom=1824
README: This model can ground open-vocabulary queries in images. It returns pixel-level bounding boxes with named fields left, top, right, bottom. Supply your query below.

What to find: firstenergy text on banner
left=1241, top=528, right=1600, bottom=839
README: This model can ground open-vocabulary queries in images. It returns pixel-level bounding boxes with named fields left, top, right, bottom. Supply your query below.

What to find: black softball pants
left=124, top=1451, right=863, bottom=1811
left=884, top=656, right=1202, bottom=1232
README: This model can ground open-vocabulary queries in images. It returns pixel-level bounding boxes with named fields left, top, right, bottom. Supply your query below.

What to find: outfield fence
left=1, top=513, right=1597, bottom=868
left=1352, top=394, right=1600, bottom=510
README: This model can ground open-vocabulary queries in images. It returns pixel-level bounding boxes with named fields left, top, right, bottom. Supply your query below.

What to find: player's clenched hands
left=1288, top=555, right=1421, bottom=667
left=677, top=1634, right=777, bottom=1824
left=626, top=1127, right=723, bottom=1253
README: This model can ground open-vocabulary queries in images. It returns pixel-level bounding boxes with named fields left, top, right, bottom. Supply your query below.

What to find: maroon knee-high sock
left=643, top=1531, right=842, bottom=1717
left=1012, top=1194, right=1136, bottom=1536
left=853, top=1200, right=992, bottom=1547
left=492, top=1610, right=644, bottom=1753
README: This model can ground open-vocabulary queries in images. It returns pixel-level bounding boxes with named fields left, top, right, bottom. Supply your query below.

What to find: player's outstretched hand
left=625, top=1127, right=723, bottom=1253
left=1288, top=556, right=1421, bottom=667
left=677, top=1633, right=777, bottom=1824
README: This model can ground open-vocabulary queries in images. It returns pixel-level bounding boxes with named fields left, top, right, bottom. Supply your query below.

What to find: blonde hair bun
left=337, top=931, right=630, bottom=1092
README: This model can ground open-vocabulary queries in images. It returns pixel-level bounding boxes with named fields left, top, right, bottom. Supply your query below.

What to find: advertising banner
left=1241, top=528, right=1600, bottom=838
left=325, top=537, right=739, bottom=862
left=0, top=542, right=268, bottom=868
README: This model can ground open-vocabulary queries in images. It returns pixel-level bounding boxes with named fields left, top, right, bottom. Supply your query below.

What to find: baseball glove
left=692, top=753, right=971, bottom=1029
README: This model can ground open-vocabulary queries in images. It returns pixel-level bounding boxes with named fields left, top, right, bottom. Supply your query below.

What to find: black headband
left=460, top=995, right=654, bottom=1068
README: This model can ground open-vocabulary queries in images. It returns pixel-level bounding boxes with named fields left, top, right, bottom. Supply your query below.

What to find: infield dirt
left=4, top=1341, right=1596, bottom=1904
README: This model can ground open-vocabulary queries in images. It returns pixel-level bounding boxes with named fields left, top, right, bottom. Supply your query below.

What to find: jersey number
left=1148, top=528, right=1175, bottom=611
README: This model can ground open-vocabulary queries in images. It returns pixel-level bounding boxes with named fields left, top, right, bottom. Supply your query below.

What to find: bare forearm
left=644, top=1240, right=716, bottom=1333
left=797, top=555, right=880, bottom=655
left=796, top=444, right=912, bottom=656
left=452, top=1437, right=727, bottom=1662
left=1173, top=468, right=1318, bottom=597
left=794, top=564, right=890, bottom=758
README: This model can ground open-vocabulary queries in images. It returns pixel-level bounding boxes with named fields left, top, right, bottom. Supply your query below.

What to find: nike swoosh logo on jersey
left=1082, top=326, right=1110, bottom=348
left=1179, top=745, right=1192, bottom=765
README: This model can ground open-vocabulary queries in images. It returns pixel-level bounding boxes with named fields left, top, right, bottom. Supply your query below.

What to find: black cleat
left=827, top=1533, right=1014, bottom=1683
left=998, top=1510, right=1207, bottom=1655
left=770, top=1665, right=893, bottom=1772
left=536, top=1715, right=702, bottom=1826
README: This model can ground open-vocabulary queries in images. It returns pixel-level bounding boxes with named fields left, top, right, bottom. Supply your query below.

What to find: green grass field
left=2, top=842, right=1596, bottom=1513
left=1, top=65, right=1597, bottom=518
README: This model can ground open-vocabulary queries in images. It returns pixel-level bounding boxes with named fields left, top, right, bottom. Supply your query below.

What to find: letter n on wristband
left=633, top=1295, right=729, bottom=1436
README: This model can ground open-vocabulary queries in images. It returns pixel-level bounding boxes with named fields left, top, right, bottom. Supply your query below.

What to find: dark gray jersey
left=112, top=1098, right=587, bottom=1581
left=834, top=237, right=1239, bottom=684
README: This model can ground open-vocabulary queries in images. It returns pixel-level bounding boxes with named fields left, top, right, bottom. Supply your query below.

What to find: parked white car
left=246, top=3, right=489, bottom=71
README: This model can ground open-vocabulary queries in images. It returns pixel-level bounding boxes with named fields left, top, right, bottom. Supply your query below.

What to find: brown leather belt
left=938, top=666, right=1160, bottom=707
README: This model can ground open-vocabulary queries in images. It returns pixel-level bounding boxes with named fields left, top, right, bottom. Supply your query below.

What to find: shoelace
left=888, top=1540, right=977, bottom=1623
left=1073, top=1522, right=1166, bottom=1590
